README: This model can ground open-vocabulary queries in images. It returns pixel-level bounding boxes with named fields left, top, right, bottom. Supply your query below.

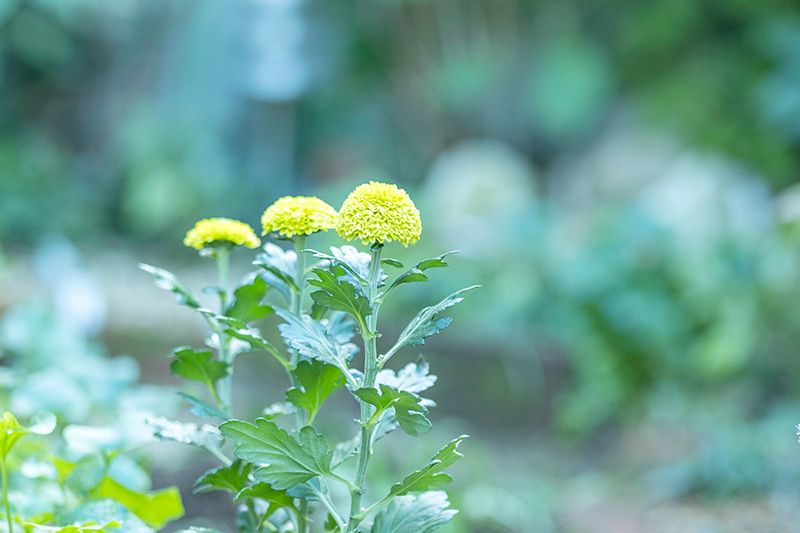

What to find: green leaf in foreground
left=308, top=267, right=372, bottom=327
left=93, top=477, right=184, bottom=529
left=194, top=460, right=252, bottom=494
left=220, top=419, right=332, bottom=490
left=286, top=360, right=345, bottom=423
left=386, top=435, right=467, bottom=497
left=171, top=348, right=229, bottom=390
left=0, top=411, right=28, bottom=459
left=372, top=491, right=457, bottom=533
left=355, top=385, right=431, bottom=436
left=236, top=483, right=297, bottom=518
left=225, top=276, right=273, bottom=323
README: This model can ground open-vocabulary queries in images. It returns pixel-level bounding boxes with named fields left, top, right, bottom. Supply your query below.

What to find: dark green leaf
left=387, top=252, right=457, bottom=292
left=139, top=263, right=200, bottom=309
left=171, top=348, right=229, bottom=390
left=372, top=491, right=457, bottom=533
left=355, top=385, right=431, bottom=436
left=387, top=436, right=467, bottom=497
left=226, top=276, right=273, bottom=323
left=220, top=419, right=332, bottom=490
left=194, top=460, right=252, bottom=494
left=236, top=483, right=297, bottom=518
left=286, top=360, right=345, bottom=422
left=308, top=268, right=372, bottom=326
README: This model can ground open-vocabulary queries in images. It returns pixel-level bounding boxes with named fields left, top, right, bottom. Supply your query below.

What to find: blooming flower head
left=184, top=218, right=260, bottom=250
left=261, top=196, right=338, bottom=238
left=337, top=181, right=422, bottom=246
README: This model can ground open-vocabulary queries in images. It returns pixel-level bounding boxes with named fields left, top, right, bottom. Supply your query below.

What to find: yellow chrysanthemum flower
left=183, top=218, right=261, bottom=250
left=337, top=181, right=422, bottom=246
left=261, top=196, right=338, bottom=238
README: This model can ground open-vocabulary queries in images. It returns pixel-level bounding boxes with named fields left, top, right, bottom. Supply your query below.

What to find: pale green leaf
left=387, top=252, right=457, bottom=292
left=0, top=411, right=28, bottom=458
left=139, top=264, right=200, bottom=309
left=220, top=419, right=332, bottom=490
left=93, top=477, right=184, bottom=529
left=372, top=491, right=457, bottom=533
left=176, top=392, right=227, bottom=421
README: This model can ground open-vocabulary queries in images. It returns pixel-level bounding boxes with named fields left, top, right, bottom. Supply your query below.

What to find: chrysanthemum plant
left=141, top=183, right=477, bottom=532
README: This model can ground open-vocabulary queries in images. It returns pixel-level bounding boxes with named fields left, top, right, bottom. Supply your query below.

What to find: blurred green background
left=3, top=0, right=800, bottom=531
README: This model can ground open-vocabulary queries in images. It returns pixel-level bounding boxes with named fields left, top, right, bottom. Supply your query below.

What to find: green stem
left=215, top=245, right=233, bottom=417
left=346, top=244, right=383, bottom=532
left=1, top=459, right=12, bottom=533
left=291, top=236, right=310, bottom=533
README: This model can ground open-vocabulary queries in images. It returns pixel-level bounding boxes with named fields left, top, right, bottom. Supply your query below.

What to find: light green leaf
left=23, top=520, right=123, bottom=533
left=308, top=268, right=372, bottom=327
left=223, top=327, right=290, bottom=370
left=355, top=385, right=431, bottom=436
left=194, top=460, right=251, bottom=494
left=93, top=477, right=184, bottom=529
left=170, top=348, right=229, bottom=390
left=139, top=264, right=200, bottom=309
left=381, top=258, right=404, bottom=268
left=387, top=436, right=467, bottom=497
left=286, top=360, right=345, bottom=423
left=276, top=311, right=358, bottom=386
left=0, top=411, right=28, bottom=459
left=372, top=491, right=457, bottom=533
left=387, top=286, right=479, bottom=359
left=220, top=419, right=332, bottom=490
left=376, top=360, right=437, bottom=395
left=236, top=483, right=297, bottom=518
left=254, top=243, right=297, bottom=303
left=225, top=276, right=273, bottom=323
left=58, top=501, right=150, bottom=533
left=387, top=252, right=457, bottom=292
left=176, top=393, right=227, bottom=421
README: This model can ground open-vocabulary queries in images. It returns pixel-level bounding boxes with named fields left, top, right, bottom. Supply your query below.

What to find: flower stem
left=215, top=245, right=233, bottom=417
left=291, top=235, right=309, bottom=533
left=346, top=244, right=383, bottom=532
left=1, top=458, right=12, bottom=533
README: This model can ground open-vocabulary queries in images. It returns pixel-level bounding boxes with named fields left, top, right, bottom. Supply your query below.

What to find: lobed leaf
left=387, top=252, right=457, bottom=292
left=308, top=268, right=372, bottom=327
left=355, top=385, right=431, bottom=436
left=225, top=276, right=273, bottom=323
left=386, top=436, right=467, bottom=497
left=285, top=360, right=345, bottom=422
left=176, top=393, right=227, bottom=421
left=371, top=491, right=457, bottom=533
left=170, top=348, right=229, bottom=390
left=235, top=482, right=297, bottom=518
left=254, top=243, right=297, bottom=303
left=220, top=419, right=332, bottom=490
left=194, top=460, right=252, bottom=494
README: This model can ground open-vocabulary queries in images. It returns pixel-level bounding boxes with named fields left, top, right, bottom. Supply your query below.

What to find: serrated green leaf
left=372, top=491, right=457, bottom=533
left=308, top=268, right=372, bottom=327
left=225, top=276, right=273, bottom=323
left=355, top=385, right=431, bottom=436
left=387, top=252, right=457, bottom=292
left=93, top=477, right=184, bottom=529
left=194, top=460, right=252, bottom=494
left=386, top=436, right=467, bottom=497
left=376, top=360, right=437, bottom=395
left=220, top=419, right=332, bottom=490
left=286, top=360, right=345, bottom=423
left=0, top=411, right=28, bottom=459
left=171, top=348, right=229, bottom=390
left=176, top=392, right=227, bottom=421
left=139, top=264, right=200, bottom=309
left=387, top=287, right=478, bottom=360
left=223, top=327, right=290, bottom=370
left=236, top=483, right=297, bottom=518
left=276, top=311, right=358, bottom=386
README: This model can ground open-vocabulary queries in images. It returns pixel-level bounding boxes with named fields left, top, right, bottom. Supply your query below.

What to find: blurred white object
left=239, top=0, right=311, bottom=101
left=423, top=139, right=538, bottom=256
left=34, top=238, right=107, bottom=336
